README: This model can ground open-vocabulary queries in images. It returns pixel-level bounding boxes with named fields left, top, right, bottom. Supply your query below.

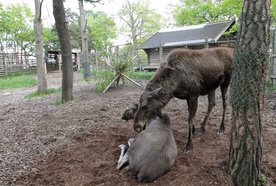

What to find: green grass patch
left=77, top=69, right=154, bottom=92
left=25, top=87, right=61, bottom=99
left=55, top=96, right=76, bottom=106
left=257, top=173, right=267, bottom=186
left=55, top=99, right=66, bottom=106
left=0, top=76, right=36, bottom=89
left=76, top=69, right=83, bottom=74
left=95, top=70, right=116, bottom=92
left=127, top=71, right=154, bottom=80
left=266, top=80, right=276, bottom=91
left=8, top=70, right=37, bottom=76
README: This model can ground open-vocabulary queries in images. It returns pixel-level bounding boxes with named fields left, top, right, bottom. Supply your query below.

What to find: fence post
left=273, top=29, right=276, bottom=54
left=58, top=54, right=62, bottom=73
left=95, top=52, right=98, bottom=70
left=77, top=53, right=81, bottom=71
left=270, top=29, right=276, bottom=86
left=4, top=54, right=7, bottom=75
left=159, top=41, right=163, bottom=64
left=205, top=38, right=209, bottom=48
left=116, top=45, right=120, bottom=64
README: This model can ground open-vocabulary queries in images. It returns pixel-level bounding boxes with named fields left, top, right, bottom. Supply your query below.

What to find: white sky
left=0, top=0, right=180, bottom=44
left=0, top=0, right=179, bottom=21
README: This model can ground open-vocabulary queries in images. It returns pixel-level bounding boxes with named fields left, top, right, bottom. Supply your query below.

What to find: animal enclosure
left=0, top=53, right=36, bottom=76
left=0, top=72, right=275, bottom=185
left=0, top=51, right=80, bottom=76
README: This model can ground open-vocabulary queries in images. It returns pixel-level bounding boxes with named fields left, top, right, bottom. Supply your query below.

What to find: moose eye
left=142, top=105, right=148, bottom=111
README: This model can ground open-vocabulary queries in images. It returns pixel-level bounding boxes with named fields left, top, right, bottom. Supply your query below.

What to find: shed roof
left=137, top=20, right=235, bottom=49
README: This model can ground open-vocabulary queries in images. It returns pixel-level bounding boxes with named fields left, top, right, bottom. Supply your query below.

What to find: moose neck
left=147, top=80, right=175, bottom=109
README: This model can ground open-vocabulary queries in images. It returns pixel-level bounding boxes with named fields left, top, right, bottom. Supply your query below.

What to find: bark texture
left=53, top=0, right=74, bottom=102
left=228, top=0, right=270, bottom=185
left=34, top=0, right=47, bottom=93
left=78, top=0, right=91, bottom=79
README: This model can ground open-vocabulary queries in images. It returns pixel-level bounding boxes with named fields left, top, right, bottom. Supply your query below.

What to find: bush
left=257, top=173, right=267, bottom=186
left=94, top=69, right=116, bottom=92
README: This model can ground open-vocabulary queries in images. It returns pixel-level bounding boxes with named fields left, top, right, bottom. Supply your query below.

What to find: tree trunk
left=34, top=0, right=47, bottom=93
left=53, top=0, right=74, bottom=102
left=78, top=0, right=91, bottom=80
left=228, top=0, right=270, bottom=185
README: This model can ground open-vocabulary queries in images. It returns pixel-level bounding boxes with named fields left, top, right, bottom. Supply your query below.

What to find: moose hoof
left=184, top=149, right=190, bottom=154
left=196, top=127, right=205, bottom=135
left=217, top=130, right=225, bottom=135
left=184, top=145, right=193, bottom=154
left=118, top=144, right=127, bottom=151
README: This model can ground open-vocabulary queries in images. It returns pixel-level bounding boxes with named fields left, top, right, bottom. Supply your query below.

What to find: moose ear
left=132, top=102, right=138, bottom=108
left=141, top=99, right=148, bottom=107
left=148, top=87, right=162, bottom=99
left=140, top=80, right=148, bottom=90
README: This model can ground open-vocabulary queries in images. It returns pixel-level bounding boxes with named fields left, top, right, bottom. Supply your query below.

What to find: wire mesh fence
left=229, top=16, right=271, bottom=108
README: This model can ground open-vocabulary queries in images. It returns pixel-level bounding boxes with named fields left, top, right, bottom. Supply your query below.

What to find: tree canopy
left=118, top=0, right=162, bottom=47
left=0, top=2, right=35, bottom=53
left=86, top=10, right=116, bottom=54
left=4, top=0, right=276, bottom=59
left=173, top=0, right=242, bottom=26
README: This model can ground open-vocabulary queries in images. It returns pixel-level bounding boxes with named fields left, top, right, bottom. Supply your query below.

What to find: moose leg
left=184, top=97, right=198, bottom=154
left=117, top=144, right=129, bottom=170
left=128, top=138, right=134, bottom=146
left=199, top=90, right=216, bottom=133
left=187, top=100, right=196, bottom=135
left=218, top=85, right=229, bottom=134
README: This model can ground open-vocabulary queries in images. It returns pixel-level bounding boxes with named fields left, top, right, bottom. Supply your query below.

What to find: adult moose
left=133, top=47, right=234, bottom=153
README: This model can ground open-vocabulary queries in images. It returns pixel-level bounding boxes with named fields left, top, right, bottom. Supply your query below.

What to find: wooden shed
left=45, top=50, right=79, bottom=71
left=137, top=20, right=236, bottom=71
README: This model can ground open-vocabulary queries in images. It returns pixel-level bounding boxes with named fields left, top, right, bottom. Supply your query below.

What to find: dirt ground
left=0, top=72, right=275, bottom=186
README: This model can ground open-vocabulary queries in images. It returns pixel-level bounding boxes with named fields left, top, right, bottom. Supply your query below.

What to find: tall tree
left=86, top=10, right=116, bottom=54
left=228, top=0, right=270, bottom=185
left=0, top=3, right=34, bottom=53
left=42, top=26, right=59, bottom=51
left=118, top=0, right=161, bottom=63
left=119, top=0, right=161, bottom=47
left=78, top=0, right=90, bottom=79
left=174, top=0, right=242, bottom=26
left=65, top=8, right=81, bottom=49
left=34, top=0, right=47, bottom=94
left=53, top=0, right=74, bottom=102
left=271, top=0, right=276, bottom=26
left=78, top=0, right=102, bottom=79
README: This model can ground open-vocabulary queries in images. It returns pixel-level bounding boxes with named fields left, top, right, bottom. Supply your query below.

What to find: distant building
left=45, top=50, right=79, bottom=71
left=137, top=20, right=236, bottom=71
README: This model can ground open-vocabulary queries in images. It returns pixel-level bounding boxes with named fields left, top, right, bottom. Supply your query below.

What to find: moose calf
left=117, top=113, right=177, bottom=182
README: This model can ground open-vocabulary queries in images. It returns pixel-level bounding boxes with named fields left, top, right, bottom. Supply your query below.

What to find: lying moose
left=133, top=47, right=234, bottom=153
left=117, top=113, right=177, bottom=182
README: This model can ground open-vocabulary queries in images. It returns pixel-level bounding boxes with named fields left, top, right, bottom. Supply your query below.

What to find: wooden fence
left=0, top=53, right=36, bottom=76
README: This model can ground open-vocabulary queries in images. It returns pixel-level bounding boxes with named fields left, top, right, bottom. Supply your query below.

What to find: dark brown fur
left=133, top=47, right=234, bottom=153
left=122, top=103, right=138, bottom=121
